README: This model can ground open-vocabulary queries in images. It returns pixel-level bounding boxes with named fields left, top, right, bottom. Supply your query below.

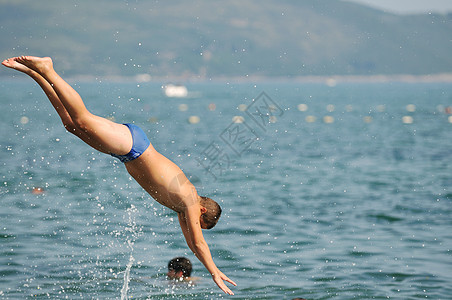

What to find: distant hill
left=1, top=0, right=451, bottom=78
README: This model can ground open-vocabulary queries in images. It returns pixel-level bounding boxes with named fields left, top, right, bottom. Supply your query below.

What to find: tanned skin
left=2, top=56, right=236, bottom=295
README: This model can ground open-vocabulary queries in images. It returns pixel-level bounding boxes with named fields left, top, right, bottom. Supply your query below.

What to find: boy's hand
left=212, top=271, right=237, bottom=295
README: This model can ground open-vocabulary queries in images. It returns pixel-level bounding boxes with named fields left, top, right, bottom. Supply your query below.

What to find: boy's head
left=199, top=196, right=222, bottom=229
left=167, top=257, right=192, bottom=279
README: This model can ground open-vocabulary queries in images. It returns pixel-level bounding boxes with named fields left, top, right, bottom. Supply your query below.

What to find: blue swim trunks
left=111, top=123, right=150, bottom=163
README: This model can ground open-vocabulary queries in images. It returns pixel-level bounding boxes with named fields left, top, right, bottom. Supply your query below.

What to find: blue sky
left=346, top=0, right=452, bottom=14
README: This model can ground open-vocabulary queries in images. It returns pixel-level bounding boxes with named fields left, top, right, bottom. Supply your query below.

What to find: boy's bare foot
left=2, top=57, right=36, bottom=75
left=15, top=56, right=53, bottom=75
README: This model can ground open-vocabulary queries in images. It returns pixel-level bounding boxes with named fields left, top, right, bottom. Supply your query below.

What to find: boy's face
left=167, top=269, right=183, bottom=279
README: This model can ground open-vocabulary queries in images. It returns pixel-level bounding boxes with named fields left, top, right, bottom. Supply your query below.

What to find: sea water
left=0, top=80, right=451, bottom=299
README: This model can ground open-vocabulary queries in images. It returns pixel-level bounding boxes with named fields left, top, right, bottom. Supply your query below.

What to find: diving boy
left=2, top=56, right=236, bottom=295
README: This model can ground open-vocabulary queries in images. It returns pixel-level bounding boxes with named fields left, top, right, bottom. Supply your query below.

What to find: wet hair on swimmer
left=199, top=196, right=222, bottom=229
left=168, top=257, right=192, bottom=277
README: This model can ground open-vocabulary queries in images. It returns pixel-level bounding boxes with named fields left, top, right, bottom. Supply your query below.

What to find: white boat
left=163, top=84, right=188, bottom=98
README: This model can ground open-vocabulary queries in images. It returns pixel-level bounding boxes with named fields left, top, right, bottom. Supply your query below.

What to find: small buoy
left=269, top=116, right=277, bottom=123
left=406, top=104, right=416, bottom=112
left=297, top=104, right=308, bottom=112
left=363, top=116, right=372, bottom=123
left=376, top=105, right=386, bottom=112
left=448, top=116, right=452, bottom=123
left=326, top=78, right=337, bottom=87
left=402, top=116, right=413, bottom=124
left=32, top=187, right=45, bottom=195
left=326, top=104, right=335, bottom=112
left=445, top=106, right=452, bottom=114
left=178, top=104, right=188, bottom=112
left=20, top=116, right=29, bottom=124
left=323, top=116, right=334, bottom=123
left=232, top=116, right=244, bottom=123
left=148, top=117, right=159, bottom=123
left=188, top=116, right=200, bottom=124
left=208, top=103, right=216, bottom=111
left=238, top=104, right=247, bottom=111
left=305, top=115, right=316, bottom=123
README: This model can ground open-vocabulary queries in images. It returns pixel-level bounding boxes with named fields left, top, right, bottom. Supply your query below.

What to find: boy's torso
left=124, top=146, right=199, bottom=212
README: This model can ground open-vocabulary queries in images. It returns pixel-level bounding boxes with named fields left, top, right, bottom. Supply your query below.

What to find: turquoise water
left=1, top=80, right=451, bottom=299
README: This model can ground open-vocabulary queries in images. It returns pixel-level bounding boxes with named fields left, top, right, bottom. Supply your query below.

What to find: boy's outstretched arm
left=178, top=207, right=236, bottom=295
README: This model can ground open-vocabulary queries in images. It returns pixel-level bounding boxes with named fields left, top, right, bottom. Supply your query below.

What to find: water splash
left=120, top=244, right=135, bottom=300
left=120, top=205, right=140, bottom=300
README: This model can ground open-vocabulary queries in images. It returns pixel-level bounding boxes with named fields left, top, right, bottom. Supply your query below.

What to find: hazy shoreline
left=2, top=73, right=452, bottom=84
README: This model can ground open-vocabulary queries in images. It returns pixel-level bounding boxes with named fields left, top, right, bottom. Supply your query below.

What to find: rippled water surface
left=1, top=80, right=451, bottom=299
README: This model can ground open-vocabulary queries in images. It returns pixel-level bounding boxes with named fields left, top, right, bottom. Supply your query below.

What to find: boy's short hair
left=168, top=257, right=192, bottom=277
left=200, top=196, right=222, bottom=229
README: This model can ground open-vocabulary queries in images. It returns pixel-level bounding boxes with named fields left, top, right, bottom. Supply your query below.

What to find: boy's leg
left=14, top=56, right=133, bottom=156
left=2, top=58, right=108, bottom=153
